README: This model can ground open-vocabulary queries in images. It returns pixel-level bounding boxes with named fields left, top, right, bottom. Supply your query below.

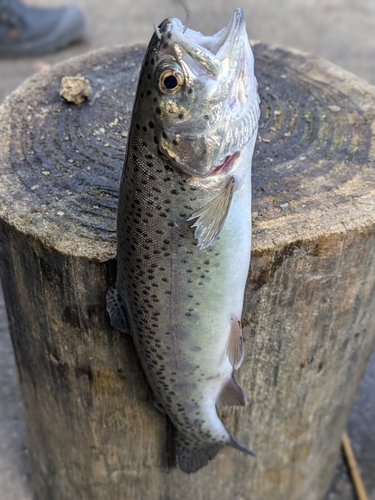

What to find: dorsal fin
left=227, top=318, right=244, bottom=369
left=187, top=177, right=235, bottom=250
left=106, top=286, right=131, bottom=334
left=216, top=376, right=247, bottom=409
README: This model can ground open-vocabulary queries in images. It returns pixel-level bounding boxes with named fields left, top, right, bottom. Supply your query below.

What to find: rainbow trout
left=107, top=8, right=260, bottom=473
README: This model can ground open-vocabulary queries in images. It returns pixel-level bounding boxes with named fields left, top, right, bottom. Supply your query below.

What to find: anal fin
left=216, top=376, right=247, bottom=409
left=227, top=318, right=244, bottom=369
left=106, top=286, right=131, bottom=334
left=187, top=177, right=235, bottom=250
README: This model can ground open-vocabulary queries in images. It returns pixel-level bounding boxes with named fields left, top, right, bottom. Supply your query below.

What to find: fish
left=107, top=8, right=260, bottom=473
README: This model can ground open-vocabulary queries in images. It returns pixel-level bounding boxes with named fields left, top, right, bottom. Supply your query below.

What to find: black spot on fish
left=154, top=136, right=159, bottom=144
left=151, top=58, right=155, bottom=65
left=149, top=121, right=155, bottom=129
left=178, top=113, right=184, bottom=120
left=153, top=97, right=158, bottom=103
left=143, top=126, right=147, bottom=132
left=136, top=124, right=140, bottom=130
left=188, top=88, right=193, bottom=94
left=172, top=139, right=178, bottom=146
left=147, top=90, right=151, bottom=96
left=156, top=107, right=161, bottom=115
left=204, top=115, right=209, bottom=120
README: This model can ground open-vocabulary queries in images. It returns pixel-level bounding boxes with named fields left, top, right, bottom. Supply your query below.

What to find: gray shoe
left=0, top=0, right=84, bottom=58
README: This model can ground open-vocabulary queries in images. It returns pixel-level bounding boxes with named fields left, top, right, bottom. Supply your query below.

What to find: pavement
left=0, top=1, right=374, bottom=499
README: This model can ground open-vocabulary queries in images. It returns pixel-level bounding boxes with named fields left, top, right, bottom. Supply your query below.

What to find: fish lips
left=168, top=8, right=247, bottom=78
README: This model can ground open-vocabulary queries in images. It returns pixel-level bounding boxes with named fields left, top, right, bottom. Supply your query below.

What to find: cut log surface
left=1, top=43, right=375, bottom=500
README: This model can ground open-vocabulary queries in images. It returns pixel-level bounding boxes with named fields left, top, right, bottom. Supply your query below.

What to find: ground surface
left=0, top=1, right=374, bottom=499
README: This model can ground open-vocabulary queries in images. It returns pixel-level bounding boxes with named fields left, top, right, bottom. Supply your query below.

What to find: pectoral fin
left=187, top=177, right=235, bottom=250
left=216, top=376, right=247, bottom=409
left=227, top=318, right=244, bottom=369
left=106, top=286, right=131, bottom=334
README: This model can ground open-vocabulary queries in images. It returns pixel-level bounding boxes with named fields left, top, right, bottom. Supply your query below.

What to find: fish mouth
left=166, top=9, right=246, bottom=76
left=200, top=8, right=245, bottom=61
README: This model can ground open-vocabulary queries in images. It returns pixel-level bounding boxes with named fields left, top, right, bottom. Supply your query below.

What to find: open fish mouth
left=167, top=8, right=246, bottom=77
left=198, top=8, right=245, bottom=62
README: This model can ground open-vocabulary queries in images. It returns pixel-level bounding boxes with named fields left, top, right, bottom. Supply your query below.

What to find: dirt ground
left=0, top=1, right=374, bottom=499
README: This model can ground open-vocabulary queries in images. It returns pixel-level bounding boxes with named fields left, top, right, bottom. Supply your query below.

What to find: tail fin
left=229, top=435, right=256, bottom=457
left=176, top=432, right=255, bottom=474
left=176, top=434, right=224, bottom=474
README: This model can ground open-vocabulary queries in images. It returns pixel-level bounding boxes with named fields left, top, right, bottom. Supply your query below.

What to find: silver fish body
left=107, top=9, right=260, bottom=473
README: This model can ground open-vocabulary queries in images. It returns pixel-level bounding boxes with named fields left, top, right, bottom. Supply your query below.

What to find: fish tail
left=176, top=431, right=255, bottom=473
left=176, top=433, right=224, bottom=474
left=229, top=434, right=256, bottom=457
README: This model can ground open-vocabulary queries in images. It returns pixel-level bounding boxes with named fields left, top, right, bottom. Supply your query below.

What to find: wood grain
left=0, top=43, right=375, bottom=500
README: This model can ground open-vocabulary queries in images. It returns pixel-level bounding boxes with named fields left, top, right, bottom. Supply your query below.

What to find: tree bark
left=0, top=43, right=375, bottom=500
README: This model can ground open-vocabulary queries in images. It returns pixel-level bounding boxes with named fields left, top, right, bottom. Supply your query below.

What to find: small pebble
left=328, top=105, right=341, bottom=113
left=57, top=211, right=65, bottom=216
left=60, top=76, right=92, bottom=104
left=30, top=185, right=39, bottom=191
left=42, top=170, right=50, bottom=176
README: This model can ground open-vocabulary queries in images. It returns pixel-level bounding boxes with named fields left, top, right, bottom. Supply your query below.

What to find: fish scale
left=107, top=8, right=260, bottom=473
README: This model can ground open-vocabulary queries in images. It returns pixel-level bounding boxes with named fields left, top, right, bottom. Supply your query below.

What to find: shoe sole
left=0, top=6, right=85, bottom=58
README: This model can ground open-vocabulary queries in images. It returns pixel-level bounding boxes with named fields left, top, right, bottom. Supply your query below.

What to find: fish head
left=133, top=8, right=259, bottom=178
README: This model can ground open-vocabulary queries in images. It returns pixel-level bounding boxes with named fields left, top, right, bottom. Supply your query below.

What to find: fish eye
left=155, top=62, right=184, bottom=95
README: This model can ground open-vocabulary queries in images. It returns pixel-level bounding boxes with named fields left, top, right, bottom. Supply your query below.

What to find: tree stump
left=1, top=43, right=375, bottom=500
